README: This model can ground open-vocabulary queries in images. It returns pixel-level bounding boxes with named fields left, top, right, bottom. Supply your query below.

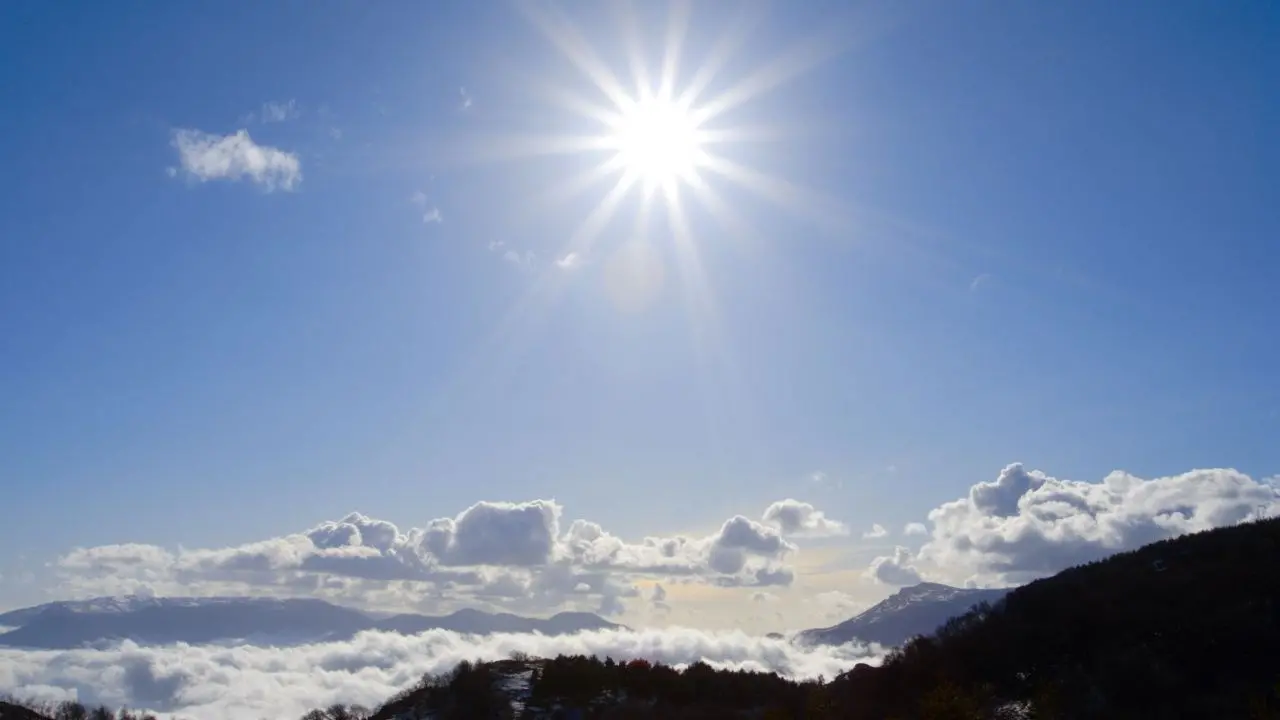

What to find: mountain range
left=0, top=595, right=622, bottom=649
left=0, top=581, right=1010, bottom=652
left=797, top=581, right=1012, bottom=648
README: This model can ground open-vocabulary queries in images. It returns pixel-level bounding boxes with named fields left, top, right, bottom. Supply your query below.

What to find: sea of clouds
left=0, top=628, right=882, bottom=720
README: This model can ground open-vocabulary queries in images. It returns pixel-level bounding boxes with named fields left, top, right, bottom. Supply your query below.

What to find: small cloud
left=261, top=99, right=300, bottom=123
left=751, top=591, right=778, bottom=604
left=862, top=523, right=888, bottom=539
left=903, top=522, right=928, bottom=537
left=240, top=99, right=301, bottom=125
left=170, top=129, right=301, bottom=192
left=328, top=127, right=343, bottom=140
left=409, top=191, right=442, bottom=224
left=556, top=252, right=582, bottom=269
left=810, top=471, right=842, bottom=489
left=459, top=87, right=473, bottom=110
left=970, top=273, right=991, bottom=291
left=488, top=240, right=505, bottom=252
left=504, top=250, right=535, bottom=267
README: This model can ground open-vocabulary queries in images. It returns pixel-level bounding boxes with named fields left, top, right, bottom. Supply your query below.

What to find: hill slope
left=798, top=582, right=1011, bottom=648
left=825, top=516, right=1280, bottom=719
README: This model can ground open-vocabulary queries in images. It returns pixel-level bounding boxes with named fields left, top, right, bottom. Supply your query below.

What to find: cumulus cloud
left=862, top=524, right=888, bottom=539
left=761, top=500, right=847, bottom=538
left=409, top=190, right=443, bottom=224
left=0, top=629, right=882, bottom=720
left=556, top=252, right=582, bottom=269
left=54, top=499, right=819, bottom=618
left=867, top=547, right=923, bottom=586
left=808, top=591, right=866, bottom=623
left=170, top=129, right=301, bottom=191
left=903, top=522, right=928, bottom=536
left=909, top=463, right=1280, bottom=586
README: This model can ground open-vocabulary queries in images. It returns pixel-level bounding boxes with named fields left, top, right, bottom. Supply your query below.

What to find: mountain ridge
left=797, top=581, right=1013, bottom=648
left=0, top=595, right=622, bottom=649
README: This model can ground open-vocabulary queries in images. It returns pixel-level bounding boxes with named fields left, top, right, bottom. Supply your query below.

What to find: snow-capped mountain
left=797, top=582, right=1012, bottom=649
left=0, top=596, right=620, bottom=649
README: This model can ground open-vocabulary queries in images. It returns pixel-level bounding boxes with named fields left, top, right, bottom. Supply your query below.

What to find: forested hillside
left=825, top=515, right=1280, bottom=719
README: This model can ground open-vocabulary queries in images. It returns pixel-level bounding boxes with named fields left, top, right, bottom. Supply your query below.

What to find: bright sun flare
left=606, top=92, right=704, bottom=196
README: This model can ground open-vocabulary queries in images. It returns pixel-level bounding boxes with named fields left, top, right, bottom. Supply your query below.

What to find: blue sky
left=1, top=1, right=1277, bottom=624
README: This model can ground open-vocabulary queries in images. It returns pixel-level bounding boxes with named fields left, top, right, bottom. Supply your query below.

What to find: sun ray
left=467, top=0, right=859, bottom=388
left=694, top=125, right=785, bottom=146
left=518, top=0, right=633, bottom=111
left=566, top=171, right=639, bottom=257
left=537, top=82, right=624, bottom=128
left=684, top=171, right=755, bottom=247
left=692, top=34, right=842, bottom=128
left=658, top=0, right=692, bottom=99
left=673, top=2, right=764, bottom=109
left=698, top=150, right=848, bottom=233
left=533, top=157, right=629, bottom=209
left=614, top=0, right=652, bottom=99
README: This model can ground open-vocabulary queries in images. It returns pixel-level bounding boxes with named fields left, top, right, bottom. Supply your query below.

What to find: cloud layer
left=0, top=629, right=881, bottom=720
left=873, top=463, right=1280, bottom=587
left=56, top=499, right=841, bottom=618
left=170, top=129, right=301, bottom=191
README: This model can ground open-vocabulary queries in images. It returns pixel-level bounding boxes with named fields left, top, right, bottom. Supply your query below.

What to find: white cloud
left=808, top=591, right=866, bottom=623
left=170, top=129, right=301, bottom=191
left=409, top=191, right=443, bottom=224
left=459, top=87, right=473, bottom=110
left=556, top=252, right=582, bottom=269
left=504, top=250, right=535, bottom=267
left=903, top=522, right=928, bottom=536
left=862, top=524, right=888, bottom=539
left=969, top=273, right=990, bottom=291
left=240, top=99, right=301, bottom=125
left=761, top=499, right=847, bottom=538
left=0, top=629, right=882, bottom=720
left=808, top=471, right=842, bottom=489
left=866, top=547, right=922, bottom=586
left=261, top=99, right=300, bottom=123
left=53, top=499, right=823, bottom=619
left=907, top=463, right=1280, bottom=586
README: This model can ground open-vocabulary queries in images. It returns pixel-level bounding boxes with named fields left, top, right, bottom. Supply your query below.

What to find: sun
left=604, top=91, right=705, bottom=197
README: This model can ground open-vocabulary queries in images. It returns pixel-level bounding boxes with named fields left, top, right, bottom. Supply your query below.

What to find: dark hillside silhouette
left=825, top=515, right=1280, bottom=718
